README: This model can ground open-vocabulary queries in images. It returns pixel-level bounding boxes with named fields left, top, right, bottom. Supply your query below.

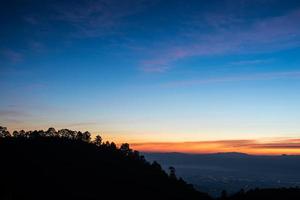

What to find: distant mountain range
left=143, top=152, right=300, bottom=197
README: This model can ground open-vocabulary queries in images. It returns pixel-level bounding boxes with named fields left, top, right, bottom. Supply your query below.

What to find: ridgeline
left=0, top=126, right=210, bottom=200
left=1, top=126, right=300, bottom=200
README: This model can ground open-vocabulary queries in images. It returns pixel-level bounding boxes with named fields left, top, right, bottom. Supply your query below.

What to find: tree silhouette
left=110, top=142, right=117, bottom=150
left=12, top=130, right=20, bottom=137
left=0, top=126, right=10, bottom=138
left=120, top=143, right=132, bottom=155
left=152, top=161, right=163, bottom=171
left=94, top=135, right=102, bottom=146
left=2, top=126, right=300, bottom=200
left=221, top=190, right=228, bottom=200
left=58, top=129, right=72, bottom=139
left=82, top=131, right=91, bottom=142
left=46, top=127, right=57, bottom=137
left=75, top=131, right=91, bottom=141
left=169, top=166, right=177, bottom=179
left=0, top=126, right=213, bottom=200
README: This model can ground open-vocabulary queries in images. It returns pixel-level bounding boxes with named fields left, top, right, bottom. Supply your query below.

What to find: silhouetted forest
left=1, top=126, right=300, bottom=200
left=0, top=126, right=210, bottom=200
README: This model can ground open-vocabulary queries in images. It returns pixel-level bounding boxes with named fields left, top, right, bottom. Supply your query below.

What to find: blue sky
left=1, top=0, right=300, bottom=145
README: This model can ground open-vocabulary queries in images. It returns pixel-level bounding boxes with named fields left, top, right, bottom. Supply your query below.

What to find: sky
left=1, top=0, right=300, bottom=154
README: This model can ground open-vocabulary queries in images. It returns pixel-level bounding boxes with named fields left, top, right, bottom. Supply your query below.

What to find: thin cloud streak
left=1, top=49, right=23, bottom=63
left=163, top=71, right=300, bottom=87
left=0, top=109, right=29, bottom=117
left=64, top=122, right=98, bottom=127
left=141, top=8, right=300, bottom=72
left=52, top=0, right=154, bottom=37
left=229, top=59, right=273, bottom=66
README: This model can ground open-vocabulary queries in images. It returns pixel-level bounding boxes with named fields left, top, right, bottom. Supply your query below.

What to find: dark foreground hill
left=0, top=126, right=210, bottom=200
left=1, top=126, right=300, bottom=200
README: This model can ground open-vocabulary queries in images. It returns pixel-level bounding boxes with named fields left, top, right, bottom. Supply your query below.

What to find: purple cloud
left=1, top=49, right=23, bottom=63
left=52, top=0, right=154, bottom=37
left=141, top=8, right=300, bottom=72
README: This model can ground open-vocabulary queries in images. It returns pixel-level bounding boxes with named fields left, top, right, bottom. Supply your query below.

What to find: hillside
left=1, top=126, right=300, bottom=200
left=0, top=126, right=210, bottom=200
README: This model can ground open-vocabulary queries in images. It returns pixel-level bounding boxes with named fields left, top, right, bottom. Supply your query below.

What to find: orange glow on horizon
left=128, top=139, right=300, bottom=155
left=5, top=126, right=300, bottom=155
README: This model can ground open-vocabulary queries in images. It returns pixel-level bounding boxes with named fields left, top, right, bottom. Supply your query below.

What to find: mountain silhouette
left=0, top=126, right=210, bottom=200
left=1, top=126, right=300, bottom=200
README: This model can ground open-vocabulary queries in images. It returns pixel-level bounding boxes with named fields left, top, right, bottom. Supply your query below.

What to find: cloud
left=163, top=70, right=300, bottom=87
left=29, top=41, right=46, bottom=53
left=253, top=144, right=300, bottom=149
left=131, top=138, right=300, bottom=155
left=0, top=109, right=29, bottom=125
left=1, top=49, right=23, bottom=63
left=230, top=59, right=273, bottom=66
left=141, top=8, right=300, bottom=72
left=251, top=138, right=300, bottom=149
left=0, top=109, right=29, bottom=117
left=23, top=16, right=39, bottom=25
left=64, top=122, right=97, bottom=127
left=51, top=0, right=154, bottom=37
left=1, top=118, right=25, bottom=124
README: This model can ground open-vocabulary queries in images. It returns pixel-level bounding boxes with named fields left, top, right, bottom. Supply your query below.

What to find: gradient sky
left=1, top=0, right=300, bottom=154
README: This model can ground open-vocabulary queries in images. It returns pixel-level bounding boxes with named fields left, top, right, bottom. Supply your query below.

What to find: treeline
left=0, top=126, right=171, bottom=174
left=1, top=126, right=300, bottom=200
left=0, top=125, right=164, bottom=178
left=0, top=126, right=92, bottom=142
left=0, top=126, right=211, bottom=200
